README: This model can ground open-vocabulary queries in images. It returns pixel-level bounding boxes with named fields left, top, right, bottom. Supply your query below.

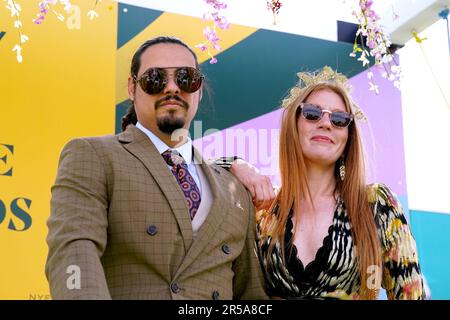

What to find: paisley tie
left=161, top=149, right=201, bottom=220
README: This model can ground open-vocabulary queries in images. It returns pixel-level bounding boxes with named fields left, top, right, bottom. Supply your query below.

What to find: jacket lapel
left=118, top=125, right=193, bottom=251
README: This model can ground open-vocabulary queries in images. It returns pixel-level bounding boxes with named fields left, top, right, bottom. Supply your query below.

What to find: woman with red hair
left=254, top=67, right=424, bottom=300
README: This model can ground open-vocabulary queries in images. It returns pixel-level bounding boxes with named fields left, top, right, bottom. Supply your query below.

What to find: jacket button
left=170, top=282, right=180, bottom=294
left=212, top=290, right=220, bottom=300
left=147, top=225, right=158, bottom=236
left=222, top=244, right=231, bottom=254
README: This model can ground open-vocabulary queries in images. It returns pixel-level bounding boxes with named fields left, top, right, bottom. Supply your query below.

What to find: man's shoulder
left=80, top=132, right=121, bottom=143
left=63, top=133, right=121, bottom=150
left=203, top=159, right=238, bottom=182
left=203, top=160, right=254, bottom=205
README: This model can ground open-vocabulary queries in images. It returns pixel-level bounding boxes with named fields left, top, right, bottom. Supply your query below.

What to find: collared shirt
left=135, top=122, right=202, bottom=194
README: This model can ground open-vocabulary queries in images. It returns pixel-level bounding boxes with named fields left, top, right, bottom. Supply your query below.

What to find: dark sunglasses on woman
left=134, top=66, right=204, bottom=95
left=299, top=103, right=354, bottom=128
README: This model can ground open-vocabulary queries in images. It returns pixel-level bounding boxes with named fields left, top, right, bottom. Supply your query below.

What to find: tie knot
left=162, top=149, right=185, bottom=167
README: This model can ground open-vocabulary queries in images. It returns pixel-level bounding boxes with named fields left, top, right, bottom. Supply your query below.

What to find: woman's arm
left=371, top=183, right=425, bottom=300
left=214, top=157, right=275, bottom=211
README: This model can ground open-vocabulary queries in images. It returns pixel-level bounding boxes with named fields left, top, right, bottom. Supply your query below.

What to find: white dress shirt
left=135, top=122, right=202, bottom=194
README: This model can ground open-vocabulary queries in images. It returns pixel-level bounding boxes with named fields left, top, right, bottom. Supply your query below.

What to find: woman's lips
left=311, top=135, right=334, bottom=143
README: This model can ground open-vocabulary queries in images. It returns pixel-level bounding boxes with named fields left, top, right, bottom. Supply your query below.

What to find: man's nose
left=163, top=73, right=180, bottom=94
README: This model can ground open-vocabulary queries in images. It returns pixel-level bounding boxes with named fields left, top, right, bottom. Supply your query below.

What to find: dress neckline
left=285, top=196, right=342, bottom=276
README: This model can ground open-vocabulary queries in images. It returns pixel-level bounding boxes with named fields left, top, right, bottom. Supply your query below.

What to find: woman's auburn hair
left=263, top=81, right=381, bottom=299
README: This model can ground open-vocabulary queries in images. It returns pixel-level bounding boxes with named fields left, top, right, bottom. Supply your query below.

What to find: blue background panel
left=410, top=210, right=450, bottom=299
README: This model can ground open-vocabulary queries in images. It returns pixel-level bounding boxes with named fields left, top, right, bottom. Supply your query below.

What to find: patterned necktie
left=161, top=149, right=201, bottom=220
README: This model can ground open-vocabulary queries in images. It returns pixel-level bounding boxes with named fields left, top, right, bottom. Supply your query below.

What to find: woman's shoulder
left=366, top=182, right=408, bottom=229
left=366, top=182, right=402, bottom=212
left=366, top=182, right=411, bottom=247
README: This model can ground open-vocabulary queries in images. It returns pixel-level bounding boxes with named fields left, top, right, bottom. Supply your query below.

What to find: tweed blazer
left=46, top=125, right=267, bottom=300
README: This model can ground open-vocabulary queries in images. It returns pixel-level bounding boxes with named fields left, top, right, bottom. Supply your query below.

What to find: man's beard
left=155, top=95, right=189, bottom=134
left=156, top=113, right=186, bottom=134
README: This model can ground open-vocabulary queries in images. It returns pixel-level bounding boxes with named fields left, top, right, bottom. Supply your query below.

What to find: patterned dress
left=256, top=183, right=425, bottom=300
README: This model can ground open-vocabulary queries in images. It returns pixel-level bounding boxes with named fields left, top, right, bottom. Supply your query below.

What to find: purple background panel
left=194, top=65, right=407, bottom=196
left=349, top=66, right=407, bottom=196
left=193, top=109, right=283, bottom=186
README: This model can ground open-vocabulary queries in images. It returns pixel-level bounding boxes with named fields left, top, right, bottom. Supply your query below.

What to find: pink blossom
left=195, top=44, right=208, bottom=52
left=351, top=0, right=401, bottom=93
left=197, top=0, right=229, bottom=64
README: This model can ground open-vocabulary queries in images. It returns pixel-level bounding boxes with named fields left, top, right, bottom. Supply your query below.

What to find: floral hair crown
left=281, top=66, right=367, bottom=121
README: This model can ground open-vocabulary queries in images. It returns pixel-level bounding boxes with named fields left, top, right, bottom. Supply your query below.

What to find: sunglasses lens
left=330, top=112, right=352, bottom=127
left=139, top=68, right=166, bottom=94
left=137, top=67, right=203, bottom=95
left=176, top=67, right=203, bottom=93
left=301, top=103, right=352, bottom=128
left=302, top=104, right=322, bottom=121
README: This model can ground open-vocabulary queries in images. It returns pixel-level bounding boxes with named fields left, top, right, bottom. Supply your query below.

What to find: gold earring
left=339, top=158, right=346, bottom=181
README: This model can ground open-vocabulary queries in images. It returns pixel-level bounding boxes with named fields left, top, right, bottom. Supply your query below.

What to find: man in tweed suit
left=46, top=36, right=268, bottom=300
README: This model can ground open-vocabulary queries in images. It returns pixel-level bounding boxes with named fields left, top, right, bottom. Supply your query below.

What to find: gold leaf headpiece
left=282, top=66, right=367, bottom=122
left=297, top=66, right=351, bottom=90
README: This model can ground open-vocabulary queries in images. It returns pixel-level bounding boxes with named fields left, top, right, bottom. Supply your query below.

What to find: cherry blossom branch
left=196, top=0, right=229, bottom=64
left=4, top=0, right=28, bottom=63
left=350, top=0, right=401, bottom=94
left=32, top=0, right=72, bottom=25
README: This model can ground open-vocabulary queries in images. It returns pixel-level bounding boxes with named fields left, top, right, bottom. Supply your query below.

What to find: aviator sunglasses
left=299, top=103, right=354, bottom=128
left=134, top=66, right=204, bottom=95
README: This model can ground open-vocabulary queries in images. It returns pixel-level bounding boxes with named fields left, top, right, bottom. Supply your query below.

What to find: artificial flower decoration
left=351, top=0, right=401, bottom=94
left=196, top=0, right=229, bottom=64
left=1, top=0, right=402, bottom=96
left=87, top=0, right=101, bottom=20
left=266, top=0, right=282, bottom=25
left=32, top=0, right=73, bottom=25
left=4, top=0, right=27, bottom=62
left=391, top=4, right=399, bottom=21
left=87, top=9, right=99, bottom=20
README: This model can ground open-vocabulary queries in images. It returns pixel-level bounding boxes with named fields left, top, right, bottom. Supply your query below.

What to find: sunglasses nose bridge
left=317, top=109, right=333, bottom=127
left=162, top=71, right=181, bottom=93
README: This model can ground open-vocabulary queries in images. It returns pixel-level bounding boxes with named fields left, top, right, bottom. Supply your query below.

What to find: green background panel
left=117, top=3, right=162, bottom=49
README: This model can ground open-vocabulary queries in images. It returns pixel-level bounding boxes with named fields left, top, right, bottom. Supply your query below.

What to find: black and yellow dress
left=256, top=183, right=425, bottom=299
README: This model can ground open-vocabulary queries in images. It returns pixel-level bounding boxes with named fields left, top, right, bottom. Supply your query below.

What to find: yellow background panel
left=0, top=1, right=117, bottom=299
left=0, top=1, right=256, bottom=299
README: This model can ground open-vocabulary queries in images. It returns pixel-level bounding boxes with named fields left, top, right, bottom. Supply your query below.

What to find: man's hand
left=230, top=159, right=275, bottom=211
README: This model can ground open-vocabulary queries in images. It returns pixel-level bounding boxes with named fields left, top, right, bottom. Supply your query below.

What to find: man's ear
left=128, top=76, right=135, bottom=101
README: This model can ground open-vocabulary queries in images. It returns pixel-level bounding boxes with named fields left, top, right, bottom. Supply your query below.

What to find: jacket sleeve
left=45, top=138, right=111, bottom=299
left=232, top=191, right=268, bottom=300
left=371, top=183, right=425, bottom=300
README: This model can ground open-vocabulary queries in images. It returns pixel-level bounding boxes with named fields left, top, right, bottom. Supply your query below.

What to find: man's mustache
left=155, top=95, right=189, bottom=110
